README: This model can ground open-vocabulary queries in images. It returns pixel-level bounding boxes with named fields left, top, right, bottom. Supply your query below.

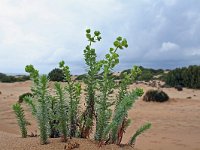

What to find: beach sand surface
left=0, top=81, right=200, bottom=150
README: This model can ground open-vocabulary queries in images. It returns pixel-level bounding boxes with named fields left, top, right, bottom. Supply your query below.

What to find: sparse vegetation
left=13, top=29, right=151, bottom=147
left=143, top=89, right=169, bottom=102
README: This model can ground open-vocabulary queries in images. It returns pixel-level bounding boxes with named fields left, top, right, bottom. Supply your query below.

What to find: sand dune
left=0, top=81, right=200, bottom=150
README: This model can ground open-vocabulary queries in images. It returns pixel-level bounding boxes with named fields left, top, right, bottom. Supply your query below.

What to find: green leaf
left=118, top=45, right=123, bottom=49
left=86, top=29, right=91, bottom=33
left=106, top=54, right=110, bottom=59
left=91, top=37, right=95, bottom=42
left=122, top=39, right=127, bottom=46
left=59, top=60, right=65, bottom=68
left=86, top=33, right=91, bottom=39
left=114, top=41, right=120, bottom=47
left=110, top=48, right=114, bottom=52
left=117, top=36, right=122, bottom=41
left=94, top=31, right=100, bottom=36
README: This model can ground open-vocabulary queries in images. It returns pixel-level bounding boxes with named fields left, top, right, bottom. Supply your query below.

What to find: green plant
left=108, top=67, right=142, bottom=145
left=59, top=61, right=81, bottom=138
left=78, top=29, right=151, bottom=146
left=143, top=89, right=169, bottom=102
left=25, top=65, right=50, bottom=144
left=95, top=36, right=128, bottom=142
left=18, top=92, right=33, bottom=103
left=54, top=83, right=68, bottom=142
left=12, top=103, right=27, bottom=138
left=129, top=123, right=151, bottom=145
left=48, top=68, right=65, bottom=82
left=80, top=29, right=103, bottom=138
left=105, top=89, right=143, bottom=144
left=20, top=28, right=152, bottom=147
left=48, top=95, right=60, bottom=138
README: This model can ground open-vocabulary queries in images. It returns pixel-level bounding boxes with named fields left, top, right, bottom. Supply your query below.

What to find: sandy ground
left=0, top=81, right=200, bottom=150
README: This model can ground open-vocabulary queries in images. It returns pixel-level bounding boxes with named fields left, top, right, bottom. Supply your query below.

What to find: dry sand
left=0, top=81, right=200, bottom=150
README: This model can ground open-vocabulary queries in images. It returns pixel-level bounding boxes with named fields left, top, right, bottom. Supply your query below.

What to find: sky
left=0, top=0, right=200, bottom=74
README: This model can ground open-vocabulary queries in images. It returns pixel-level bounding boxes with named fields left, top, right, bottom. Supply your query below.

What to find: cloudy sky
left=0, top=0, right=200, bottom=74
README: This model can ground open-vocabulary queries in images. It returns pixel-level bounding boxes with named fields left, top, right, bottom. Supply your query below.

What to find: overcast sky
left=0, top=0, right=200, bottom=74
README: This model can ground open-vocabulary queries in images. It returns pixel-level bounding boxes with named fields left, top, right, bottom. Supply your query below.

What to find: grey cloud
left=0, top=0, right=200, bottom=74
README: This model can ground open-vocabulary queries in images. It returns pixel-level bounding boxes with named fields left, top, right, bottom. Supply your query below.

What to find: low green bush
left=0, top=74, right=30, bottom=83
left=165, top=65, right=200, bottom=89
left=0, top=73, right=7, bottom=79
left=75, top=74, right=87, bottom=81
left=143, top=89, right=169, bottom=102
left=1, top=76, right=16, bottom=83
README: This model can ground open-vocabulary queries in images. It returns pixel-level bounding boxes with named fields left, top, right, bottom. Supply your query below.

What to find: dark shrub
left=175, top=85, right=183, bottom=91
left=0, top=73, right=29, bottom=83
left=0, top=73, right=7, bottom=80
left=138, top=71, right=154, bottom=82
left=17, top=75, right=30, bottom=81
left=48, top=68, right=64, bottom=82
left=19, top=92, right=33, bottom=103
left=143, top=89, right=169, bottom=102
left=2, top=76, right=17, bottom=83
left=75, top=74, right=87, bottom=81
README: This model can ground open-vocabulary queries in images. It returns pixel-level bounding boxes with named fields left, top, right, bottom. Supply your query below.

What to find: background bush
left=1, top=75, right=16, bottom=83
left=0, top=73, right=30, bottom=83
left=48, top=68, right=65, bottom=82
left=75, top=74, right=87, bottom=81
left=165, top=65, right=200, bottom=89
left=0, top=73, right=7, bottom=79
left=143, top=89, right=169, bottom=102
left=120, top=66, right=164, bottom=82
